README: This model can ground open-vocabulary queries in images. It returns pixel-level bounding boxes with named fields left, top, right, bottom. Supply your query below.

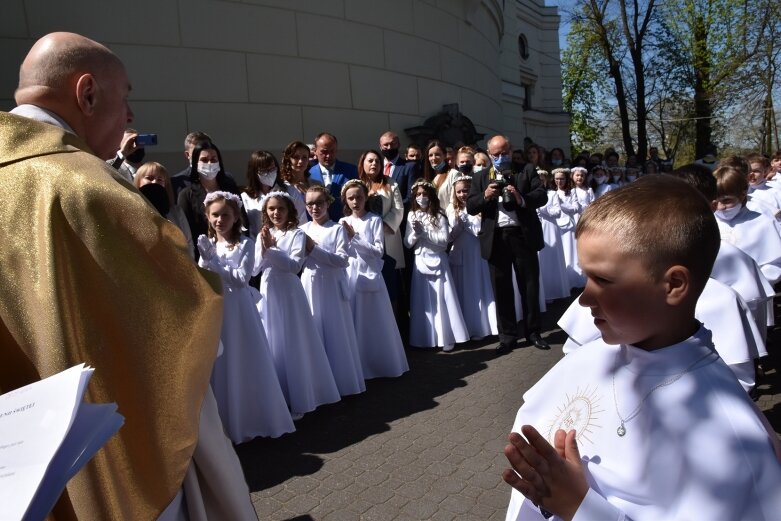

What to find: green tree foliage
left=562, top=0, right=779, bottom=162
left=561, top=14, right=610, bottom=155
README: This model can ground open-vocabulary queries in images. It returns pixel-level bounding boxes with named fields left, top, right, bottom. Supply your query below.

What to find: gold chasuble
left=0, top=111, right=224, bottom=520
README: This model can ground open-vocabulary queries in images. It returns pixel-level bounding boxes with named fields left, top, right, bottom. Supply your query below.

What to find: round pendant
left=617, top=424, right=626, bottom=437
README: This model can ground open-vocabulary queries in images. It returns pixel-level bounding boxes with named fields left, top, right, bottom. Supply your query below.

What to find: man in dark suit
left=467, top=134, right=550, bottom=352
left=378, top=131, right=421, bottom=339
left=308, top=132, right=358, bottom=221
left=379, top=131, right=420, bottom=206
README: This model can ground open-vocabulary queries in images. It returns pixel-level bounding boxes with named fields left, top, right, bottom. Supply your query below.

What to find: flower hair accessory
left=551, top=167, right=571, bottom=176
left=451, top=174, right=472, bottom=185
left=340, top=179, right=368, bottom=196
left=410, top=179, right=436, bottom=192
left=204, top=191, right=243, bottom=209
left=571, top=166, right=588, bottom=175
left=259, top=190, right=292, bottom=209
left=536, top=168, right=550, bottom=176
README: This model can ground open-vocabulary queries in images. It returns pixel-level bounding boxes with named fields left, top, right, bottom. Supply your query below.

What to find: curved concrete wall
left=1, top=0, right=567, bottom=178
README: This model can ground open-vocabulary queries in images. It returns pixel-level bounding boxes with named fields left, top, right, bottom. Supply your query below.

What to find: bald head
left=15, top=32, right=133, bottom=160
left=17, top=32, right=122, bottom=100
left=487, top=135, right=511, bottom=157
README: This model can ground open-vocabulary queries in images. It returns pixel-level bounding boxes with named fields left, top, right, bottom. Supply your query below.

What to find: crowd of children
left=126, top=135, right=781, bottom=513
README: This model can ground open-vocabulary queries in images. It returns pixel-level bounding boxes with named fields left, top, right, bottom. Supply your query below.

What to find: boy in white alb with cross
left=502, top=175, right=781, bottom=521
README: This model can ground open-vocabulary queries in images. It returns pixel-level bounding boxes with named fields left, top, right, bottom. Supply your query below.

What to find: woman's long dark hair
left=245, top=150, right=283, bottom=199
left=189, top=142, right=226, bottom=183
left=422, top=140, right=447, bottom=182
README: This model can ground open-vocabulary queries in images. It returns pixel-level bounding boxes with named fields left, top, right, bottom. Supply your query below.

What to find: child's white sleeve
left=351, top=219, right=385, bottom=259
left=262, top=231, right=306, bottom=273
left=571, top=488, right=626, bottom=521
left=307, top=227, right=350, bottom=268
left=422, top=214, right=450, bottom=248
left=404, top=211, right=418, bottom=249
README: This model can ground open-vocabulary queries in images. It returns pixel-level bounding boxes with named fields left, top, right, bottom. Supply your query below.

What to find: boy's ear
left=663, top=265, right=690, bottom=305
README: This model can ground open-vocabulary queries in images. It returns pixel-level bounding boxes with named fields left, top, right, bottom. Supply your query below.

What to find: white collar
left=10, top=104, right=77, bottom=135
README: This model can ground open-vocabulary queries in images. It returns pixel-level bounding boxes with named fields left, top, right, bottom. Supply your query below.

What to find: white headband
left=411, top=179, right=436, bottom=192
left=340, top=179, right=368, bottom=197
left=451, top=174, right=472, bottom=185
left=204, top=191, right=242, bottom=209
left=260, top=190, right=292, bottom=209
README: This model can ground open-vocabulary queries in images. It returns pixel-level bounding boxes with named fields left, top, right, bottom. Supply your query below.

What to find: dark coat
left=466, top=164, right=547, bottom=259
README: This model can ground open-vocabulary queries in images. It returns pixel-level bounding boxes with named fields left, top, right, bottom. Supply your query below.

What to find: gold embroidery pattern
left=546, top=386, right=603, bottom=446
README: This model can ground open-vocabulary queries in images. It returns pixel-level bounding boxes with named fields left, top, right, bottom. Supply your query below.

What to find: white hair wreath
left=340, top=179, right=368, bottom=196
left=260, top=190, right=292, bottom=209
left=203, top=191, right=243, bottom=209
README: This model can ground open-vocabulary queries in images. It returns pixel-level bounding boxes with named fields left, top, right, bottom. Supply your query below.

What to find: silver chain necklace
left=612, top=351, right=712, bottom=437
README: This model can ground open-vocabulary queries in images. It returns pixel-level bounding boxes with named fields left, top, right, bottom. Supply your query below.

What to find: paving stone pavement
left=237, top=295, right=781, bottom=521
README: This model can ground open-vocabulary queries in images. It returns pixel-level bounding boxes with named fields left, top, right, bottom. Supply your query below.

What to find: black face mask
left=126, top=148, right=146, bottom=164
left=380, top=148, right=399, bottom=160
left=511, top=161, right=524, bottom=171
left=139, top=183, right=170, bottom=216
left=457, top=163, right=473, bottom=174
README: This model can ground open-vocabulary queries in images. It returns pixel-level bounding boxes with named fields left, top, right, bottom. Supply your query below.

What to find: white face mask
left=594, top=175, right=607, bottom=185
left=473, top=165, right=487, bottom=174
left=258, top=169, right=278, bottom=187
left=715, top=203, right=742, bottom=222
left=416, top=196, right=430, bottom=208
left=551, top=159, right=562, bottom=166
left=198, top=162, right=220, bottom=180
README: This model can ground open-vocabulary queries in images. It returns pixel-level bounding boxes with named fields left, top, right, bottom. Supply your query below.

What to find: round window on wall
left=518, top=34, right=529, bottom=60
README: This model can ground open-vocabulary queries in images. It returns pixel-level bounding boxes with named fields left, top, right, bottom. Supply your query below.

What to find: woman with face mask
left=177, top=142, right=240, bottom=259
left=423, top=140, right=461, bottom=210
left=240, top=150, right=288, bottom=239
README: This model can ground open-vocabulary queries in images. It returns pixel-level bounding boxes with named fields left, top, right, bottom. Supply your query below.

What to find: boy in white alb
left=503, top=175, right=781, bottom=521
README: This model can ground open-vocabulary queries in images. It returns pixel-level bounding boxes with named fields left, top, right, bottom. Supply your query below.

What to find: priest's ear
left=75, top=73, right=98, bottom=115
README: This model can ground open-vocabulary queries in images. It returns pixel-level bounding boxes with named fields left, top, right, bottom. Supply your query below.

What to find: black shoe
left=495, top=340, right=516, bottom=353
left=528, top=333, right=550, bottom=350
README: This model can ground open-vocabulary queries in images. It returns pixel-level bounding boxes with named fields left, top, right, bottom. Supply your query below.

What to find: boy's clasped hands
left=503, top=425, right=589, bottom=521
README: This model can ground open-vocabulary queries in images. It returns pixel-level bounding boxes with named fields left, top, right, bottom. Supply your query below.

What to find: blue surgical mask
left=492, top=154, right=510, bottom=170
left=432, top=161, right=448, bottom=173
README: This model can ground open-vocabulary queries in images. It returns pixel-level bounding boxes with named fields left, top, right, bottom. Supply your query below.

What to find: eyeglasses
left=305, top=199, right=327, bottom=208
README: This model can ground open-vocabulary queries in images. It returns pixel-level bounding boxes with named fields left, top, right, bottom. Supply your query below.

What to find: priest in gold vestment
left=0, top=33, right=256, bottom=519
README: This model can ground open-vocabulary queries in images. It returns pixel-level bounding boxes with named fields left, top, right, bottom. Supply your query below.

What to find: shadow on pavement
left=236, top=339, right=497, bottom=492
left=236, top=296, right=576, bottom=492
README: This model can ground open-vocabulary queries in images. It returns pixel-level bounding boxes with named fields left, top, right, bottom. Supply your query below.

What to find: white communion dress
left=341, top=212, right=409, bottom=378
left=446, top=205, right=497, bottom=339
left=404, top=210, right=469, bottom=348
left=255, top=227, right=341, bottom=415
left=198, top=236, right=295, bottom=442
left=301, top=220, right=366, bottom=396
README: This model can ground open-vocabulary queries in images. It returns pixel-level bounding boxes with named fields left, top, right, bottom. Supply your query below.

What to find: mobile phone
left=135, top=133, right=158, bottom=146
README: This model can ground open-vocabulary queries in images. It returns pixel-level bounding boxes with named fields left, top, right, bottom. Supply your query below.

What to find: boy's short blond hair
left=576, top=174, right=719, bottom=295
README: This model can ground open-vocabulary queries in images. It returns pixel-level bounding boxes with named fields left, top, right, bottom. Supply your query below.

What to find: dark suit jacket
left=386, top=155, right=421, bottom=206
left=308, top=159, right=358, bottom=221
left=466, top=164, right=546, bottom=259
